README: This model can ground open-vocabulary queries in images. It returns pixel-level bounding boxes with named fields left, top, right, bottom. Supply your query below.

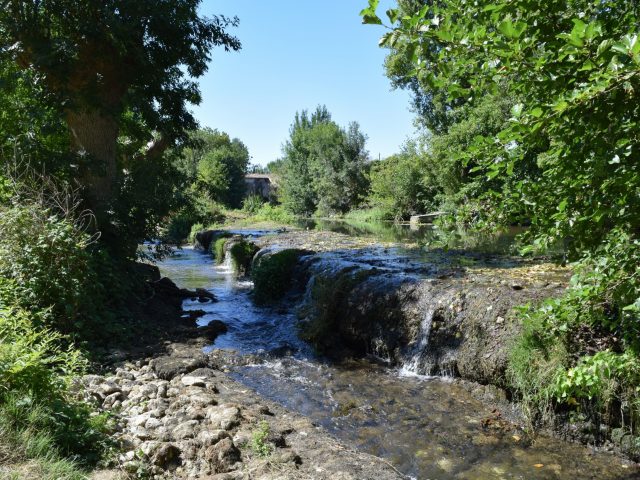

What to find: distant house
left=244, top=173, right=276, bottom=200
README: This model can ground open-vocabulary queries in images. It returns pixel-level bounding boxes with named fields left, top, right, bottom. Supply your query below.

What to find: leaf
left=529, top=107, right=543, bottom=117
left=386, top=8, right=399, bottom=24
left=361, top=13, right=383, bottom=25
left=498, top=19, right=526, bottom=39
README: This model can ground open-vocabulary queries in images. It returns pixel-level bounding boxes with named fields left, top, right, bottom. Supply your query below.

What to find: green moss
left=212, top=236, right=230, bottom=264
left=251, top=249, right=306, bottom=305
left=298, top=267, right=376, bottom=350
left=229, top=240, right=260, bottom=276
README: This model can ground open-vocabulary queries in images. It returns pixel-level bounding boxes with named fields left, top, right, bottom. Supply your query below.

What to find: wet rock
left=199, top=320, right=228, bottom=340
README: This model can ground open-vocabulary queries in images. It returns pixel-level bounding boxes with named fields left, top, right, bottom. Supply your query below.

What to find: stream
left=158, top=226, right=637, bottom=480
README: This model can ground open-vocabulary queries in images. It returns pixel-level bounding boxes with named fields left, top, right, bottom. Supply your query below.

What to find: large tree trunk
left=66, top=110, right=119, bottom=215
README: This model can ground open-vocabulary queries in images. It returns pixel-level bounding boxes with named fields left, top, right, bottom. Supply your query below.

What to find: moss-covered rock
left=251, top=248, right=308, bottom=305
left=194, top=230, right=232, bottom=251
left=228, top=240, right=260, bottom=276
left=298, top=267, right=379, bottom=354
left=213, top=237, right=230, bottom=264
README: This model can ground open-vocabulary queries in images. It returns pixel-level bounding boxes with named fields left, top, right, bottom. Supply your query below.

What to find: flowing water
left=158, top=230, right=637, bottom=480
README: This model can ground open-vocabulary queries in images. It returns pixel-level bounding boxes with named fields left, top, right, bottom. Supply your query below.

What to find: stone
left=152, top=443, right=181, bottom=469
left=197, top=429, right=228, bottom=447
left=207, top=406, right=241, bottom=431
left=173, top=420, right=200, bottom=440
left=204, top=437, right=240, bottom=473
left=187, top=391, right=218, bottom=407
left=98, top=381, right=121, bottom=396
left=102, top=391, right=122, bottom=409
left=145, top=417, right=163, bottom=430
left=151, top=355, right=208, bottom=381
left=182, top=375, right=207, bottom=387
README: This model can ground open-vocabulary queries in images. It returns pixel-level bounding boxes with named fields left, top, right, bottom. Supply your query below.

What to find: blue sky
left=194, top=0, right=415, bottom=166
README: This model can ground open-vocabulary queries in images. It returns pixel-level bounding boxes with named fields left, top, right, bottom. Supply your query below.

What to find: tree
left=368, top=142, right=435, bottom=220
left=193, top=130, right=249, bottom=209
left=362, top=0, right=640, bottom=436
left=0, top=0, right=240, bottom=223
left=280, top=106, right=369, bottom=216
left=362, top=0, right=640, bottom=253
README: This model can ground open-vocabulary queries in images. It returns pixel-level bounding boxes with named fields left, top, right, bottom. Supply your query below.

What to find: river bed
left=158, top=229, right=637, bottom=480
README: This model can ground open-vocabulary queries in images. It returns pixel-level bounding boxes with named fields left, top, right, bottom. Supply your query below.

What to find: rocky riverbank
left=86, top=275, right=407, bottom=480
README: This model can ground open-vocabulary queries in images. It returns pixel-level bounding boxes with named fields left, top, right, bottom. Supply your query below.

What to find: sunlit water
left=158, top=236, right=637, bottom=479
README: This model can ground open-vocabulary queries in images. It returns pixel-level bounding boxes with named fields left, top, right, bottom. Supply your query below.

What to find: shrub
left=508, top=232, right=640, bottom=439
left=0, top=204, right=94, bottom=334
left=251, top=203, right=296, bottom=224
left=251, top=249, right=306, bottom=305
left=0, top=305, right=85, bottom=398
left=242, top=194, right=264, bottom=214
left=0, top=301, right=112, bottom=475
left=250, top=421, right=272, bottom=457
left=164, top=211, right=193, bottom=244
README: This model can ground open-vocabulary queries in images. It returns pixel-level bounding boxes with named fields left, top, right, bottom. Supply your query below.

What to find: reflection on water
left=158, top=238, right=635, bottom=480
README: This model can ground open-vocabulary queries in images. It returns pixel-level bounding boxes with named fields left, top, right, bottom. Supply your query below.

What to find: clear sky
left=194, top=0, right=415, bottom=166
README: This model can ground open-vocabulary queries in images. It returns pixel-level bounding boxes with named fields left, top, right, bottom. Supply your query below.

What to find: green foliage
left=242, top=194, right=264, bottom=214
left=213, top=237, right=229, bottom=264
left=0, top=204, right=93, bottom=334
left=252, top=249, right=306, bottom=305
left=0, top=300, right=111, bottom=476
left=250, top=421, right=272, bottom=457
left=554, top=351, right=640, bottom=407
left=343, top=207, right=389, bottom=223
left=508, top=231, right=640, bottom=431
left=188, top=223, right=205, bottom=244
left=365, top=0, right=640, bottom=441
left=228, top=240, right=260, bottom=276
left=0, top=305, right=85, bottom=398
left=164, top=211, right=194, bottom=245
left=249, top=203, right=296, bottom=225
left=193, top=130, right=250, bottom=209
left=279, top=106, right=369, bottom=216
left=1, top=2, right=240, bottom=255
left=368, top=142, right=436, bottom=220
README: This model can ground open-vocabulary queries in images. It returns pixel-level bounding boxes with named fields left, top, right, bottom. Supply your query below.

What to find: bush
left=0, top=305, right=85, bottom=398
left=250, top=203, right=296, bottom=224
left=252, top=249, right=306, bottom=305
left=242, top=194, right=264, bottom=214
left=508, top=232, right=640, bottom=439
left=0, top=301, right=112, bottom=476
left=0, top=204, right=94, bottom=334
left=164, top=211, right=193, bottom=244
left=0, top=203, right=136, bottom=342
left=188, top=223, right=205, bottom=243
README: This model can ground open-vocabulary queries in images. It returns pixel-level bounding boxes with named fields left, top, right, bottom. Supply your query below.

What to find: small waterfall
left=215, top=252, right=234, bottom=274
left=398, top=305, right=435, bottom=377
